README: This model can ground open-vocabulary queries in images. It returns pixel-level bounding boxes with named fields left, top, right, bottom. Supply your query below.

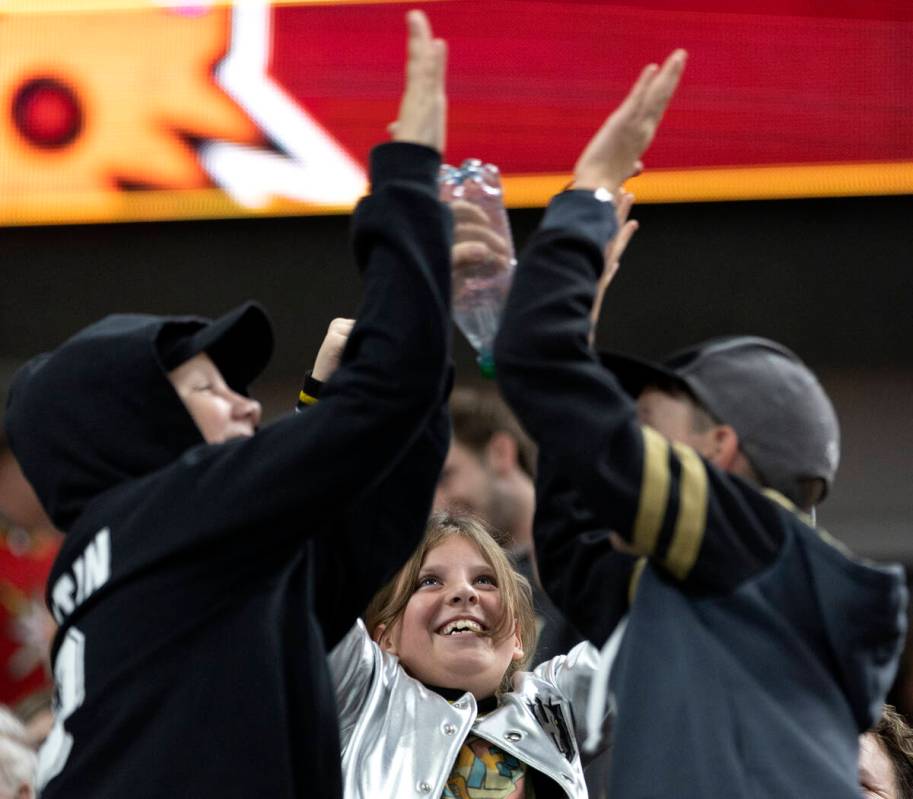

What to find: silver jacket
left=329, top=619, right=608, bottom=799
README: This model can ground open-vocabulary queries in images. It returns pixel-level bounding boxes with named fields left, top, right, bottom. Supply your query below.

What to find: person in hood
left=492, top=49, right=907, bottom=798
left=3, top=11, right=451, bottom=798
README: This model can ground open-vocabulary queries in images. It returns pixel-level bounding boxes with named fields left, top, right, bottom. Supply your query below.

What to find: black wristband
left=296, top=370, right=324, bottom=411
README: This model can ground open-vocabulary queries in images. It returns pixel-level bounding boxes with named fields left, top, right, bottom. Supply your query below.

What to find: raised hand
left=312, top=318, right=355, bottom=383
left=573, top=49, right=686, bottom=192
left=589, top=190, right=638, bottom=345
left=388, top=10, right=448, bottom=153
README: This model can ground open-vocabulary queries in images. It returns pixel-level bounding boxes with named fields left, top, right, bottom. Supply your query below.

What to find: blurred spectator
left=0, top=705, right=36, bottom=798
left=860, top=705, right=913, bottom=799
left=0, top=374, right=58, bottom=749
left=435, top=386, right=536, bottom=554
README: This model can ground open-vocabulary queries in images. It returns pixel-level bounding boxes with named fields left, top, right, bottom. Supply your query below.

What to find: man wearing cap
left=3, top=12, right=451, bottom=798
left=493, top=48, right=907, bottom=798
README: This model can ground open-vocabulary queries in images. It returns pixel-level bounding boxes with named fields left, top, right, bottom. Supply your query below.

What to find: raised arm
left=113, top=12, right=453, bottom=566
left=494, top=52, right=817, bottom=606
left=495, top=50, right=686, bottom=455
left=299, top=312, right=452, bottom=649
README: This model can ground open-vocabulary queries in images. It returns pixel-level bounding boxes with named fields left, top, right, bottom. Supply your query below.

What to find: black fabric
left=302, top=370, right=323, bottom=400
left=6, top=141, right=452, bottom=799
left=156, top=301, right=273, bottom=392
left=597, top=350, right=685, bottom=401
left=427, top=686, right=498, bottom=714
left=494, top=189, right=907, bottom=798
left=510, top=550, right=583, bottom=665
left=607, top=531, right=907, bottom=798
left=495, top=191, right=783, bottom=600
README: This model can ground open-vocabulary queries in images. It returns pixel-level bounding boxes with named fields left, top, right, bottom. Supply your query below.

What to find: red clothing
left=0, top=528, right=58, bottom=712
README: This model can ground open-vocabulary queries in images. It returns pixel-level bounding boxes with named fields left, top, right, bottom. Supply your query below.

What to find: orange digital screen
left=1, top=0, right=911, bottom=226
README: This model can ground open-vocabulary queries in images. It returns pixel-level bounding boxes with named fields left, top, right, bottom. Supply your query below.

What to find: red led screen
left=1, top=0, right=911, bottom=225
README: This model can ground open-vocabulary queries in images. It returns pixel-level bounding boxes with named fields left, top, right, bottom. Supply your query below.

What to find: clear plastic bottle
left=439, top=159, right=516, bottom=378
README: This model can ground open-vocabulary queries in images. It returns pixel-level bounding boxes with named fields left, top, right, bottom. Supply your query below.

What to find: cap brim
left=598, top=351, right=686, bottom=399
left=191, top=302, right=274, bottom=392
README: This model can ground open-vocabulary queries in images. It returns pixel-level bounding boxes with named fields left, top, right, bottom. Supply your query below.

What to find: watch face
left=593, top=187, right=614, bottom=203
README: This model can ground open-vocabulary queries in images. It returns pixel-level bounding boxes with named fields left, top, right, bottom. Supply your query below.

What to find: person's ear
left=511, top=622, right=525, bottom=662
left=485, top=432, right=518, bottom=477
left=707, top=424, right=740, bottom=471
left=372, top=623, right=397, bottom=654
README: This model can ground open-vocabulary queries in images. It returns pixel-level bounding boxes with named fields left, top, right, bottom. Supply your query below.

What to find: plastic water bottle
left=439, top=159, right=516, bottom=378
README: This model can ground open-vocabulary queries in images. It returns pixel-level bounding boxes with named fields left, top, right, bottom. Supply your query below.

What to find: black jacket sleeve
left=494, top=191, right=784, bottom=621
left=535, top=455, right=638, bottom=648
left=314, top=369, right=452, bottom=649
left=104, top=142, right=452, bottom=573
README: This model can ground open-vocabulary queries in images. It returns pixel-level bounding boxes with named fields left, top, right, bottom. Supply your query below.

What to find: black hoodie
left=6, top=142, right=452, bottom=799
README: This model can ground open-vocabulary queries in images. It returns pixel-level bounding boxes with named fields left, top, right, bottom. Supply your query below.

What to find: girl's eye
left=417, top=575, right=440, bottom=588
left=475, top=574, right=496, bottom=586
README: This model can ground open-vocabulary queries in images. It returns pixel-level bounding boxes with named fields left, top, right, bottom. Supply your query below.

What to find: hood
left=5, top=302, right=272, bottom=531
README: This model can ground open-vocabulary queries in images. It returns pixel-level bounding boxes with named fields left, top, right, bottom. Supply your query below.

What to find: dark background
left=2, top=193, right=912, bottom=558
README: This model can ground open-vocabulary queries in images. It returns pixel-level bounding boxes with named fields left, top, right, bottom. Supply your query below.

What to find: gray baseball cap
left=600, top=336, right=840, bottom=506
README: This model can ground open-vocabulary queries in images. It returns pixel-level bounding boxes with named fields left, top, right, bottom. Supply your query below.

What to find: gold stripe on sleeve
left=631, top=426, right=671, bottom=556
left=664, top=444, right=709, bottom=580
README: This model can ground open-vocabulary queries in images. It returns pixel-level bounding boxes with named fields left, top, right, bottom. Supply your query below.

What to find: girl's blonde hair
left=365, top=512, right=537, bottom=693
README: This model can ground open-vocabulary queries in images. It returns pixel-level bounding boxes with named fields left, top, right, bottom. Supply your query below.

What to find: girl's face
left=376, top=535, right=524, bottom=699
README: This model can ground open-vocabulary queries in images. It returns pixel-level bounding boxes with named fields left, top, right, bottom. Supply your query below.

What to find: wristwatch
left=566, top=184, right=615, bottom=204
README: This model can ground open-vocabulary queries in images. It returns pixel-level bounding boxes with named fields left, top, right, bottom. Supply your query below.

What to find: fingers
left=614, top=191, right=635, bottom=227
left=590, top=213, right=638, bottom=339
left=450, top=199, right=489, bottom=226
left=313, top=317, right=356, bottom=382
left=454, top=222, right=510, bottom=257
left=572, top=48, right=685, bottom=190
left=619, top=61, right=660, bottom=116
left=451, top=200, right=510, bottom=258
left=431, top=36, right=448, bottom=90
left=392, top=10, right=447, bottom=151
left=609, top=532, right=639, bottom=556
left=589, top=255, right=620, bottom=344
left=607, top=219, right=639, bottom=266
left=327, top=318, right=355, bottom=337
left=641, top=49, right=687, bottom=125
left=405, top=9, right=432, bottom=73
left=405, top=10, right=437, bottom=95
left=452, top=242, right=511, bottom=271
left=406, top=10, right=445, bottom=89
left=431, top=38, right=448, bottom=152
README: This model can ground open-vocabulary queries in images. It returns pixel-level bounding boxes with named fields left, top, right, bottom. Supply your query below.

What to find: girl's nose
left=447, top=582, right=479, bottom=605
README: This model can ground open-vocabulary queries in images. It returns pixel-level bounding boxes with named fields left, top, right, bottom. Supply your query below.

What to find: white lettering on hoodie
left=51, top=528, right=111, bottom=624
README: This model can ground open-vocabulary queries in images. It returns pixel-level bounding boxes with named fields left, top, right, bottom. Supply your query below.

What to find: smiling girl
left=329, top=514, right=605, bottom=799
